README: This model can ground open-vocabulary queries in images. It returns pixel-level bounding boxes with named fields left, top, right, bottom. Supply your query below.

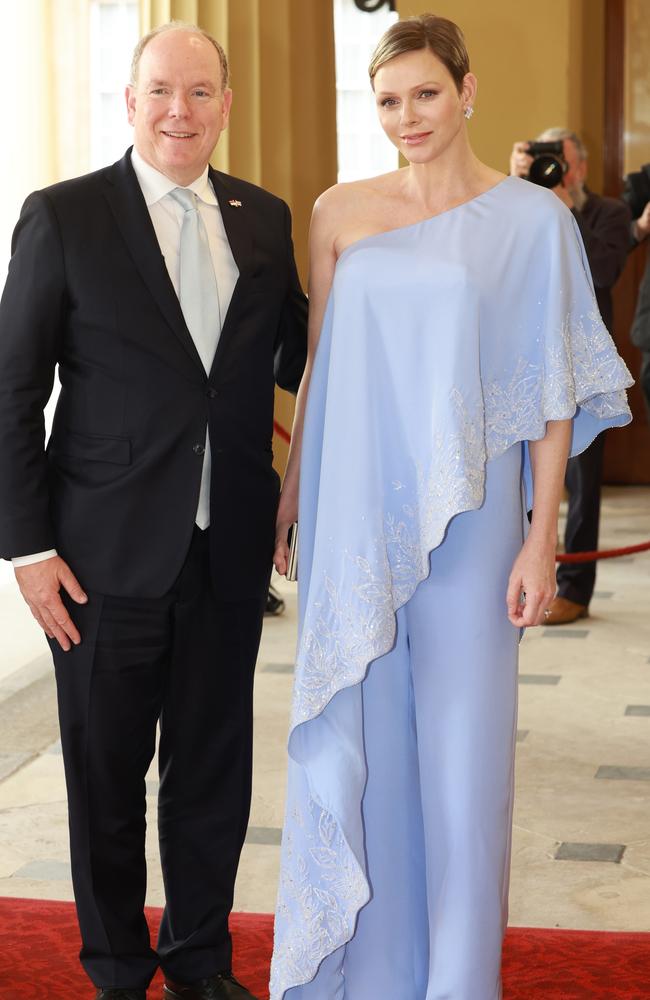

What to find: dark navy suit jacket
left=0, top=149, right=307, bottom=599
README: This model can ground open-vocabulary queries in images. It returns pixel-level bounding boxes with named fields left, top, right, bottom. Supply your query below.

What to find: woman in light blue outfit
left=270, top=14, right=632, bottom=1000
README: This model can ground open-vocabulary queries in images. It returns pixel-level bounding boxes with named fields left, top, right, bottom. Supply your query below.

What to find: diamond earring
left=464, top=106, right=474, bottom=120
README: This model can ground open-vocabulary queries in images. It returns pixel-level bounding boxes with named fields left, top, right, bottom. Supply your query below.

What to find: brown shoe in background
left=543, top=596, right=589, bottom=625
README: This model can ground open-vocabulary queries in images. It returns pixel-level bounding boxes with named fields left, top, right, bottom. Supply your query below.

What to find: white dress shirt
left=12, top=148, right=238, bottom=567
left=130, top=148, right=239, bottom=320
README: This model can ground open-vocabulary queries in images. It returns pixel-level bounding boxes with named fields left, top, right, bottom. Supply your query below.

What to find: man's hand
left=510, top=141, right=533, bottom=178
left=14, top=556, right=88, bottom=651
left=634, top=201, right=650, bottom=241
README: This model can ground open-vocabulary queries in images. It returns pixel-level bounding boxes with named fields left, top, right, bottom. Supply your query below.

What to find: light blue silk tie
left=169, top=186, right=222, bottom=529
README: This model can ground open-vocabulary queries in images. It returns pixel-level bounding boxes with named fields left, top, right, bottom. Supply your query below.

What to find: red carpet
left=0, top=898, right=648, bottom=999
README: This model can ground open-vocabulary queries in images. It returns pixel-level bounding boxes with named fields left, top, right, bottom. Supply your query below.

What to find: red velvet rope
left=556, top=540, right=650, bottom=563
left=273, top=420, right=291, bottom=444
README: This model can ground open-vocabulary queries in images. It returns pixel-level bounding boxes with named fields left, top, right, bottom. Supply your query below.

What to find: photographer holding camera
left=510, top=128, right=631, bottom=625
left=626, top=168, right=650, bottom=420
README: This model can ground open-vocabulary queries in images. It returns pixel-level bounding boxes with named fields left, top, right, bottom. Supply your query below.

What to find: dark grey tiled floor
left=263, top=663, right=295, bottom=674
left=625, top=705, right=650, bottom=717
left=516, top=729, right=529, bottom=742
left=555, top=842, right=625, bottom=863
left=542, top=629, right=589, bottom=639
left=595, top=765, right=650, bottom=781
left=592, top=590, right=614, bottom=599
left=518, top=674, right=561, bottom=685
left=246, top=826, right=282, bottom=846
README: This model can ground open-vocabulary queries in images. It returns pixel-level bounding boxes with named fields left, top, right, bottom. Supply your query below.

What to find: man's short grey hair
left=130, top=21, right=229, bottom=90
left=537, top=127, right=588, bottom=160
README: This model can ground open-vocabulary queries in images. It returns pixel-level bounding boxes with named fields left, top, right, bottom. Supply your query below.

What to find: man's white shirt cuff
left=12, top=549, right=58, bottom=567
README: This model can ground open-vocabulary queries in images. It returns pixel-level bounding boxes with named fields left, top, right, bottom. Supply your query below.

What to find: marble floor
left=0, top=486, right=649, bottom=934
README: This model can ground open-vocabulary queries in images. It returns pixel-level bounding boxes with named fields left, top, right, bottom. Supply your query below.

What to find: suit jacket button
left=193, top=443, right=205, bottom=455
left=206, top=387, right=218, bottom=398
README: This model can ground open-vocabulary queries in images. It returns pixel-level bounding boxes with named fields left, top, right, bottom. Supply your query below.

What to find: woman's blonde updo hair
left=369, top=13, right=470, bottom=94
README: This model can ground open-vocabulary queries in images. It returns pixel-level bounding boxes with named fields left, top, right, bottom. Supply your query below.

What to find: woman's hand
left=506, top=535, right=557, bottom=627
left=509, top=419, right=571, bottom=627
left=273, top=496, right=297, bottom=577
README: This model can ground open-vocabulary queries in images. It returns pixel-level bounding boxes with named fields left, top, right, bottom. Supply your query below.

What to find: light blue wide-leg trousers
left=287, top=445, right=524, bottom=1000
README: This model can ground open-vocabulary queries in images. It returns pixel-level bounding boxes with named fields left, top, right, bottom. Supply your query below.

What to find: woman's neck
left=401, top=142, right=499, bottom=213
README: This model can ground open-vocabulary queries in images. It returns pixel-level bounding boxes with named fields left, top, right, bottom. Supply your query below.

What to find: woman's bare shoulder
left=314, top=171, right=403, bottom=214
left=311, top=171, right=405, bottom=248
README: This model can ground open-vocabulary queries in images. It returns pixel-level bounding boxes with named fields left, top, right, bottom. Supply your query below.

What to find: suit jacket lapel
left=208, top=169, right=257, bottom=376
left=209, top=168, right=254, bottom=279
left=102, top=150, right=204, bottom=372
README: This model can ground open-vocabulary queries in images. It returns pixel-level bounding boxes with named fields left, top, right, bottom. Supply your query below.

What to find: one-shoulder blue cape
left=270, top=177, right=632, bottom=998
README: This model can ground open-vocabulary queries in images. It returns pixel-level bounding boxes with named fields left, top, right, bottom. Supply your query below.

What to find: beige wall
left=397, top=0, right=606, bottom=192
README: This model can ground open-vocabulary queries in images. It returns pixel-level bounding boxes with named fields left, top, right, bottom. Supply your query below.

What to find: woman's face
left=373, top=48, right=474, bottom=165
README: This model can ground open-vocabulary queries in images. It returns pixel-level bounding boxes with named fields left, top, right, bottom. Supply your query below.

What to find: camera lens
left=528, top=155, right=565, bottom=189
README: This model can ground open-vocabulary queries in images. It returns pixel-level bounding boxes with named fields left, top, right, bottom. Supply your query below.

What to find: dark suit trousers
left=50, top=528, right=266, bottom=989
left=556, top=432, right=606, bottom=606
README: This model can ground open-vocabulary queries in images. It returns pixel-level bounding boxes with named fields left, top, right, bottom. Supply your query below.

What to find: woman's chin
left=402, top=144, right=437, bottom=165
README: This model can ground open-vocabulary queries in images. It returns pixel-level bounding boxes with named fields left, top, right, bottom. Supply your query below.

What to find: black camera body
left=526, top=140, right=568, bottom=189
left=622, top=164, right=650, bottom=221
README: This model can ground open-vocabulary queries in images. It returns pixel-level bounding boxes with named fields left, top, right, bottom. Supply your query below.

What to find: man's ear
left=126, top=85, right=136, bottom=126
left=221, top=87, right=233, bottom=129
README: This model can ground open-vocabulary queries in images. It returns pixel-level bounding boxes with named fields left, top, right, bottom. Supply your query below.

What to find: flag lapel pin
left=228, top=199, right=243, bottom=208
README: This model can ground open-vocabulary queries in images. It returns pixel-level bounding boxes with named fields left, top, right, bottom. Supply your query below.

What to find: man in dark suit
left=0, top=22, right=306, bottom=1000
left=630, top=198, right=650, bottom=420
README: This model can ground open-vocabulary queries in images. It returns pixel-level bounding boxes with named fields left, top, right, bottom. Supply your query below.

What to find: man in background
left=0, top=22, right=306, bottom=1000
left=629, top=199, right=650, bottom=420
left=510, top=128, right=631, bottom=625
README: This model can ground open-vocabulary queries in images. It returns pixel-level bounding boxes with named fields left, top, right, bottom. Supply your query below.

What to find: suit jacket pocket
left=51, top=430, right=132, bottom=465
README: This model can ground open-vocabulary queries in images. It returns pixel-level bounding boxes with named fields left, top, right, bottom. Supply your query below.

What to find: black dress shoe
left=265, top=584, right=285, bottom=616
left=95, top=990, right=147, bottom=1000
left=163, top=972, right=259, bottom=1000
